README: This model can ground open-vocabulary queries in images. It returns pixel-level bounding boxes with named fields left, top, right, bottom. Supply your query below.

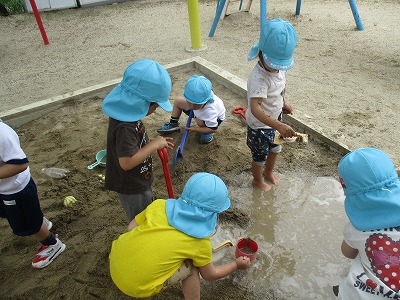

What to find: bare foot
left=264, top=172, right=280, bottom=185
left=252, top=180, right=272, bottom=192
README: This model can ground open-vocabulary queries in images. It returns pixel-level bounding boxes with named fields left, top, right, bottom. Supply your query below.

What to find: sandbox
left=1, top=57, right=350, bottom=299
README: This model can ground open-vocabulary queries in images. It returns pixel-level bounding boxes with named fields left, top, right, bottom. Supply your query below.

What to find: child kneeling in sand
left=109, top=172, right=251, bottom=299
left=157, top=75, right=226, bottom=144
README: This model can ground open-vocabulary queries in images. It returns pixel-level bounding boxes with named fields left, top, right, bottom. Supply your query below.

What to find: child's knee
left=167, top=260, right=194, bottom=286
left=270, top=145, right=282, bottom=153
left=253, top=160, right=265, bottom=167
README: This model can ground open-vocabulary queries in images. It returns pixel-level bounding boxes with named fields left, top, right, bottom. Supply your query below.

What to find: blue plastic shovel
left=172, top=110, right=194, bottom=169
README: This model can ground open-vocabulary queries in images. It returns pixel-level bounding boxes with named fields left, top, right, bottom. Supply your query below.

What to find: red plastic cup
left=235, top=238, right=258, bottom=262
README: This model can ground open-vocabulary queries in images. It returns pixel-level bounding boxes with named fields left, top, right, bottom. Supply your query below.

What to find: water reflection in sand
left=211, top=172, right=350, bottom=299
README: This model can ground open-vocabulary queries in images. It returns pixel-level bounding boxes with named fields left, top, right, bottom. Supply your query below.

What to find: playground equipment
left=28, top=0, right=207, bottom=50
left=29, top=0, right=49, bottom=45
left=186, top=0, right=207, bottom=51
left=218, top=0, right=253, bottom=20
left=209, top=0, right=364, bottom=37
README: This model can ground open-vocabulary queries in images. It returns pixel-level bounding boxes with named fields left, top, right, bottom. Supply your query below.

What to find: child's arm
left=0, top=163, right=28, bottom=179
left=341, top=240, right=359, bottom=259
left=119, top=136, right=173, bottom=171
left=198, top=256, right=251, bottom=281
left=281, top=90, right=293, bottom=114
left=186, top=119, right=217, bottom=134
left=282, top=100, right=293, bottom=114
left=186, top=127, right=216, bottom=134
left=249, top=97, right=296, bottom=138
left=127, top=219, right=138, bottom=232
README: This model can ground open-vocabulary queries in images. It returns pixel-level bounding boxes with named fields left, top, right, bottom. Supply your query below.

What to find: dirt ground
left=1, top=0, right=399, bottom=168
left=0, top=0, right=399, bottom=299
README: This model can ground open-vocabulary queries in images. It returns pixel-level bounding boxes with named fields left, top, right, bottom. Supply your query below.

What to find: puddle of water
left=211, top=172, right=351, bottom=299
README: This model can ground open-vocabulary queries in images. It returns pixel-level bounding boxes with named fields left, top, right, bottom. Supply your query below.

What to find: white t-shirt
left=246, top=63, right=286, bottom=129
left=0, top=122, right=30, bottom=194
left=338, top=222, right=400, bottom=299
left=193, top=94, right=225, bottom=129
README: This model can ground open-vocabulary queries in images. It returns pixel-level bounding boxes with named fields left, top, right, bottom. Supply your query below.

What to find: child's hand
left=186, top=127, right=215, bottom=134
left=282, top=102, right=293, bottom=114
left=153, top=136, right=174, bottom=150
left=278, top=124, right=296, bottom=138
left=186, top=127, right=197, bottom=133
left=235, top=256, right=251, bottom=269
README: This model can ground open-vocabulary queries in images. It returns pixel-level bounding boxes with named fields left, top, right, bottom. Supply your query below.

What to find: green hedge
left=0, top=0, right=25, bottom=14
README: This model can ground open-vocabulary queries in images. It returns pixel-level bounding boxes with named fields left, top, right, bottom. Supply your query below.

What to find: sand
left=0, top=0, right=399, bottom=299
left=0, top=67, right=344, bottom=299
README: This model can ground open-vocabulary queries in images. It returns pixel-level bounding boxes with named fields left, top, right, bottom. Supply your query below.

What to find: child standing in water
left=246, top=18, right=298, bottom=192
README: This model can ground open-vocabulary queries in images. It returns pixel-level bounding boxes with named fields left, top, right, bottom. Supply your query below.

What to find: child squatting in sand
left=109, top=172, right=251, bottom=299
left=157, top=75, right=226, bottom=144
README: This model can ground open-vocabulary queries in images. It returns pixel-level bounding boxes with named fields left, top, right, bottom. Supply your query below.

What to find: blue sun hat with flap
left=183, top=75, right=214, bottom=105
left=248, top=18, right=298, bottom=70
left=166, top=172, right=230, bottom=238
left=338, top=148, right=400, bottom=231
left=102, top=58, right=172, bottom=122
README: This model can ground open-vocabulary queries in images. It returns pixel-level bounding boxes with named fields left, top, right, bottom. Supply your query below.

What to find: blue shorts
left=0, top=178, right=43, bottom=236
left=246, top=126, right=282, bottom=164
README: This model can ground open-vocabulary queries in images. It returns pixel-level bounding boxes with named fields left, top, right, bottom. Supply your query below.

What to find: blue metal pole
left=209, top=0, right=227, bottom=37
left=348, top=0, right=364, bottom=31
left=260, top=0, right=266, bottom=29
left=295, top=0, right=302, bottom=16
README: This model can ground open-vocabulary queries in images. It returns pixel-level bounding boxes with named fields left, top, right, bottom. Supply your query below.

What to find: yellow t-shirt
left=109, top=199, right=213, bottom=298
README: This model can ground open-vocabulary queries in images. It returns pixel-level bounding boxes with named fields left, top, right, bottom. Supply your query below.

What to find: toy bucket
left=87, top=149, right=107, bottom=170
left=235, top=238, right=258, bottom=261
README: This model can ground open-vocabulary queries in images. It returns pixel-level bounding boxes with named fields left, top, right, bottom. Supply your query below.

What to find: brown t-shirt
left=104, top=118, right=153, bottom=194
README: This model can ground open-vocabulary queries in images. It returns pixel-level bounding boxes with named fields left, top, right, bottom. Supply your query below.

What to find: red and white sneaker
left=32, top=238, right=66, bottom=269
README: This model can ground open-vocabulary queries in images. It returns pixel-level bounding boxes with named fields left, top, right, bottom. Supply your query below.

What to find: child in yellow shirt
left=109, top=172, right=251, bottom=299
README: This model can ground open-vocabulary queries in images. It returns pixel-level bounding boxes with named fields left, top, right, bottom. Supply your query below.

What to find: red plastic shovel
left=232, top=106, right=246, bottom=120
left=157, top=147, right=175, bottom=198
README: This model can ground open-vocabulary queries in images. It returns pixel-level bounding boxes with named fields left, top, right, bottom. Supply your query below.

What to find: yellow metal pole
left=187, top=0, right=203, bottom=49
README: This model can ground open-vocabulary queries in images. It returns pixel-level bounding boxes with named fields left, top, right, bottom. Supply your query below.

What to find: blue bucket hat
left=248, top=18, right=298, bottom=71
left=183, top=75, right=214, bottom=105
left=166, top=173, right=230, bottom=238
left=338, top=148, right=400, bottom=231
left=102, top=58, right=172, bottom=122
